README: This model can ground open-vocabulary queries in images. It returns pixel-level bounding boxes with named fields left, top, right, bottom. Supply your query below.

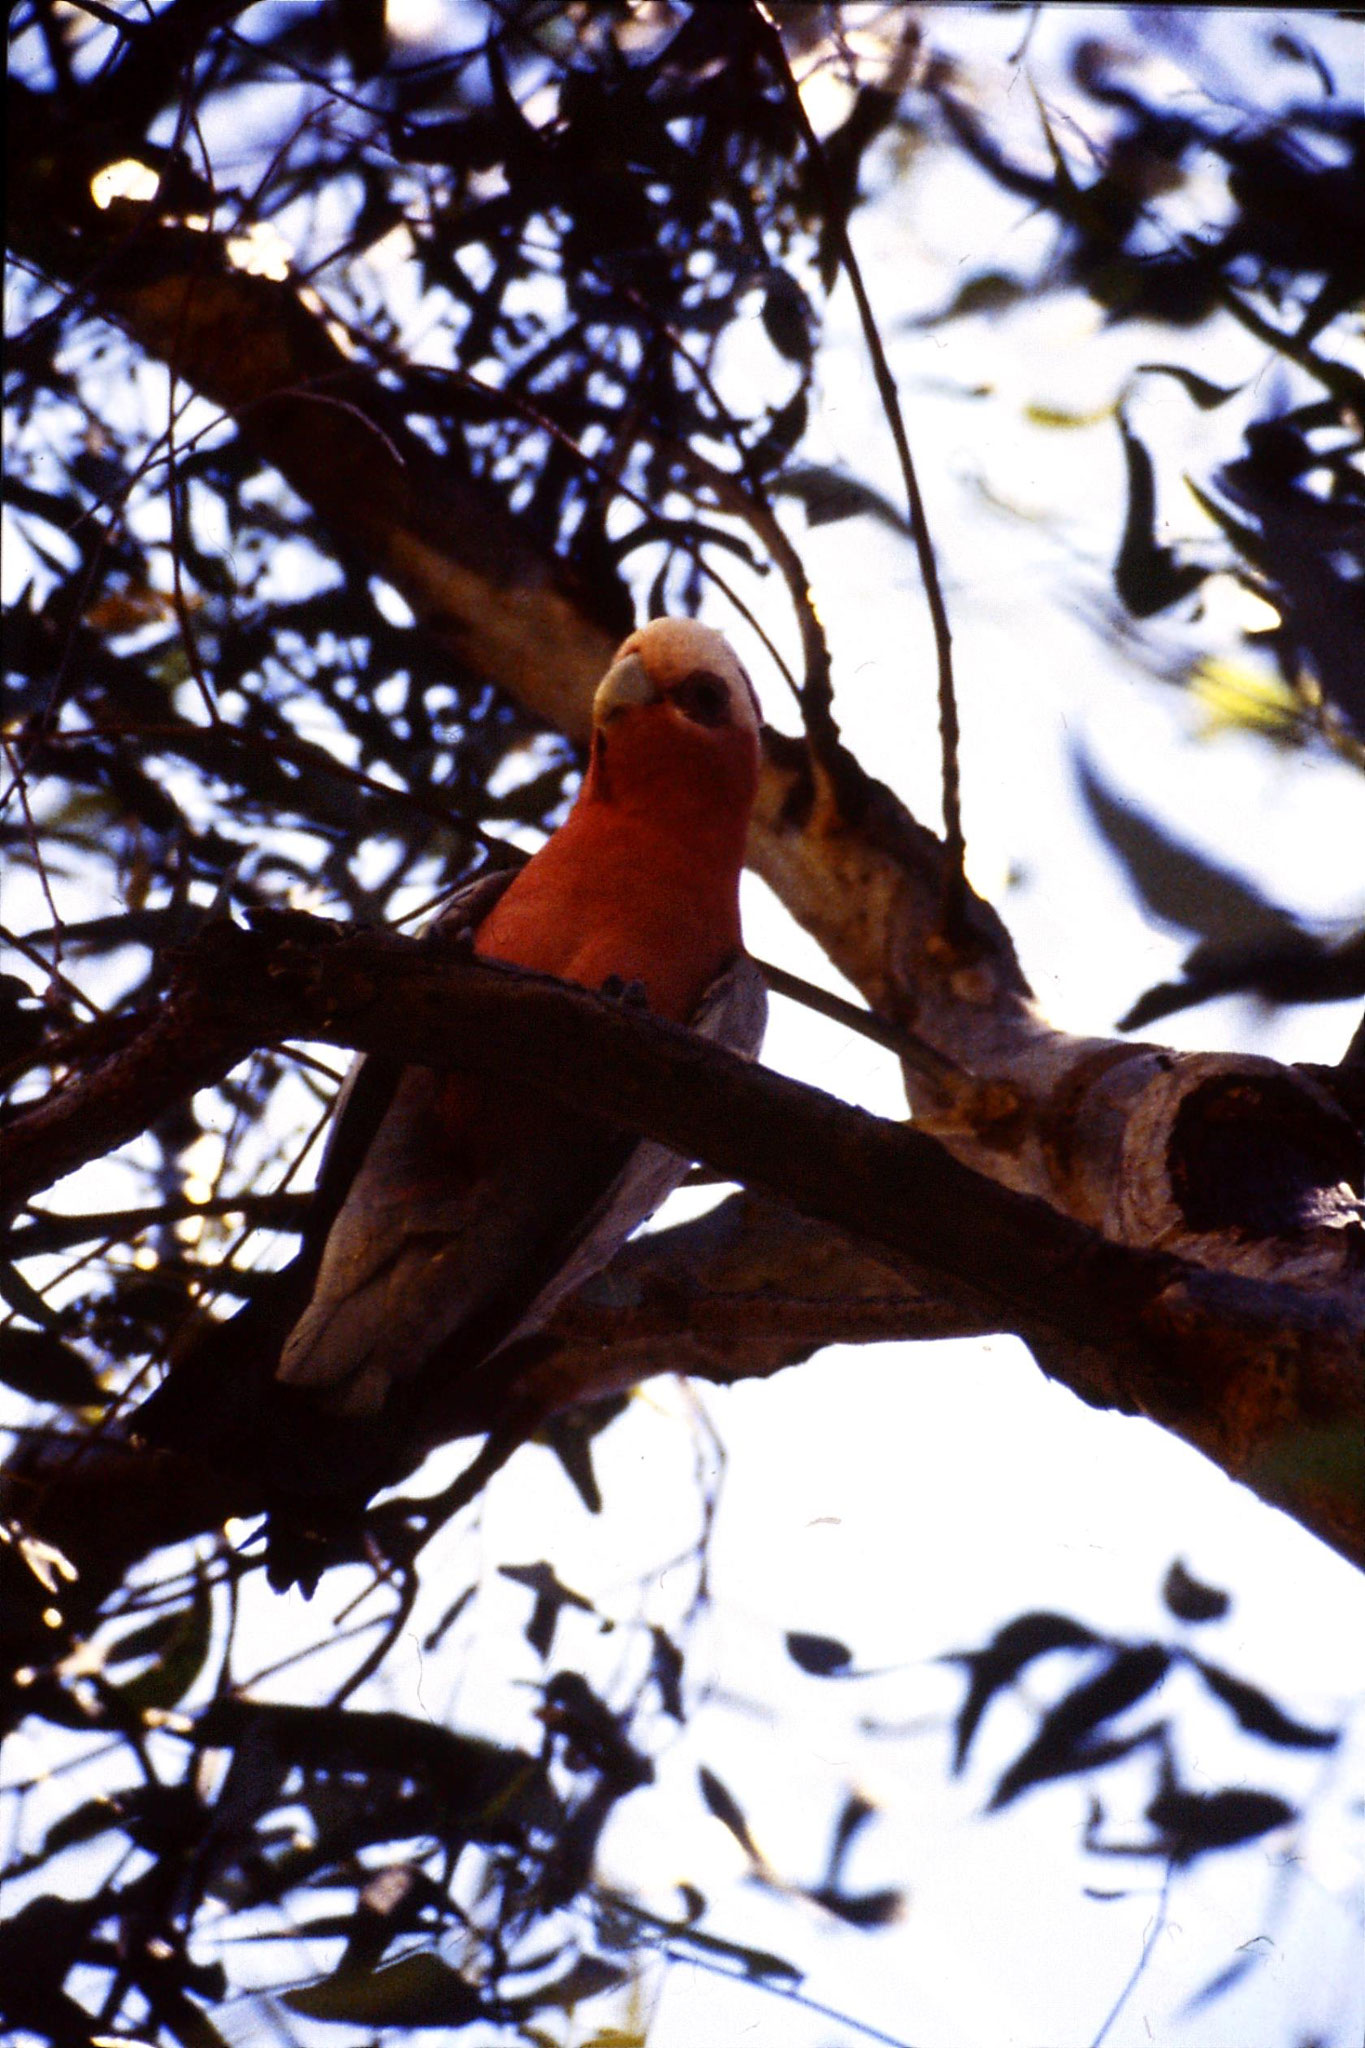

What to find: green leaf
left=944, top=1611, right=1100, bottom=1773
left=191, top=1699, right=561, bottom=1841
left=500, top=1561, right=595, bottom=1660
left=785, top=1630, right=853, bottom=1676
left=0, top=1263, right=63, bottom=1330
left=1147, top=1785, right=1295, bottom=1863
left=284, top=1952, right=485, bottom=2024
left=1193, top=1660, right=1337, bottom=1751
left=775, top=464, right=911, bottom=534
left=1076, top=754, right=1296, bottom=947
left=664, top=1920, right=801, bottom=1982
left=1137, top=363, right=1244, bottom=409
left=1115, top=417, right=1208, bottom=617
left=806, top=1883, right=903, bottom=1928
left=760, top=272, right=813, bottom=365
left=1188, top=657, right=1308, bottom=741
left=988, top=1645, right=1171, bottom=1810
left=909, top=269, right=1028, bottom=325
left=1184, top=477, right=1267, bottom=561
left=698, top=1766, right=759, bottom=1859
left=0, top=973, right=46, bottom=1065
left=109, top=1565, right=214, bottom=1717
left=749, top=388, right=809, bottom=476
left=0, top=1327, right=109, bottom=1406
left=1161, top=1560, right=1230, bottom=1625
left=508, top=1953, right=628, bottom=2014
left=1025, top=400, right=1115, bottom=429
left=106, top=1605, right=196, bottom=1670
left=40, top=1794, right=126, bottom=1858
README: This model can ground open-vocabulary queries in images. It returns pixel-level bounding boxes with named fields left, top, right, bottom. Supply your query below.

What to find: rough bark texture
left=5, top=922, right=1363, bottom=1566
left=5, top=69, right=1363, bottom=1582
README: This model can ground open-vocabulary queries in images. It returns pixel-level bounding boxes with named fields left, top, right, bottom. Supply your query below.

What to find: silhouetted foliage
left=3, top=5, right=1360, bottom=2043
left=945, top=1573, right=1336, bottom=1821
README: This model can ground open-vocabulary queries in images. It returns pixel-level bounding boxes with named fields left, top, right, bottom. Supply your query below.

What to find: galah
left=140, top=619, right=766, bottom=1523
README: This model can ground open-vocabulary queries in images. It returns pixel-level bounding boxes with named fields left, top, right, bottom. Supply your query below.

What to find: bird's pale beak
left=594, top=652, right=658, bottom=721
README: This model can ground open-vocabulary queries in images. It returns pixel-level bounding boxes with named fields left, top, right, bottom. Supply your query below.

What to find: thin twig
left=28, top=717, right=510, bottom=859
left=166, top=448, right=221, bottom=726
left=753, top=954, right=960, bottom=1093
left=389, top=1402, right=545, bottom=1566
left=643, top=429, right=811, bottom=709
left=161, top=173, right=226, bottom=730
left=1218, top=282, right=1365, bottom=410
left=616, top=283, right=830, bottom=720
left=0, top=916, right=102, bottom=1020
left=332, top=280, right=809, bottom=708
left=1089, top=1862, right=1174, bottom=2048
left=329, top=1563, right=419, bottom=1705
left=9, top=1190, right=312, bottom=1257
left=380, top=342, right=804, bottom=698
left=63, top=0, right=146, bottom=36
left=603, top=1893, right=921, bottom=2048
left=752, top=3, right=967, bottom=929
left=1, top=740, right=70, bottom=974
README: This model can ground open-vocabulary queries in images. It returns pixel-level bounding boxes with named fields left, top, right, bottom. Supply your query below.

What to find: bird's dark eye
left=670, top=669, right=731, bottom=727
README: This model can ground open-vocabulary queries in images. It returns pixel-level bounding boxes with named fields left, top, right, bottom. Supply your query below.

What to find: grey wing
left=691, top=947, right=768, bottom=1063
left=276, top=865, right=521, bottom=1406
left=497, top=949, right=769, bottom=1339
left=276, top=948, right=767, bottom=1419
left=128, top=869, right=520, bottom=1459
left=303, top=867, right=517, bottom=1244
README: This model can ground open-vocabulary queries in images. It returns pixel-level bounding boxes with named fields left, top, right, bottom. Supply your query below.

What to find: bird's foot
left=599, top=974, right=650, bottom=1010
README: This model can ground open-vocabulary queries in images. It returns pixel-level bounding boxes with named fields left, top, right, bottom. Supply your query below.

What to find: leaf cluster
left=944, top=1559, right=1336, bottom=1855
left=3, top=9, right=1362, bottom=2043
left=917, top=23, right=1364, bottom=755
left=3, top=0, right=835, bottom=1394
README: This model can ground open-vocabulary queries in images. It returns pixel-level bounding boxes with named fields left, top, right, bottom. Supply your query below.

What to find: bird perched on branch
left=138, top=619, right=766, bottom=1570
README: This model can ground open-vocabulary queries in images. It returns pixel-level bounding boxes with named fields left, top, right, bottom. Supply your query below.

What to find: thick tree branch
left=545, top=1191, right=998, bottom=1399
left=1, top=919, right=1161, bottom=1336
left=4, top=916, right=1362, bottom=1565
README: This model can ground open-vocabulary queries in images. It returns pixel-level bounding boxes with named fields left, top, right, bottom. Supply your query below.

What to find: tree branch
left=7, top=55, right=1361, bottom=1576
left=4, top=915, right=1361, bottom=1566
